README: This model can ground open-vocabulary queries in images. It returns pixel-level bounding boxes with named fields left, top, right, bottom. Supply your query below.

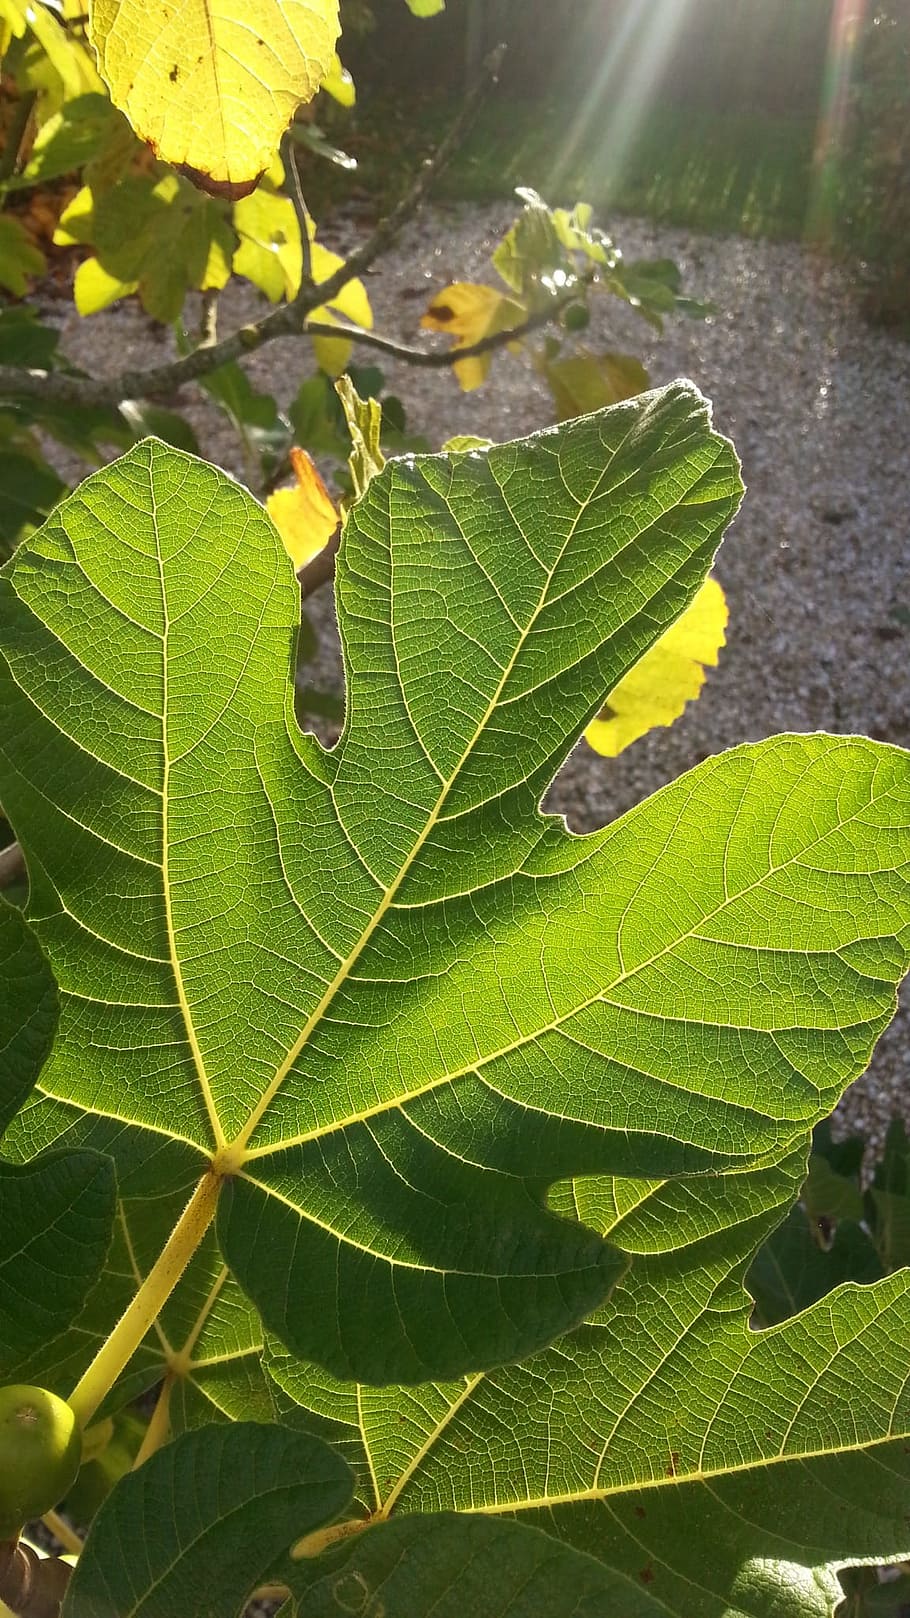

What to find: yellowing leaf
left=88, top=0, right=341, bottom=197
left=321, top=51, right=355, bottom=106
left=307, top=238, right=372, bottom=375
left=442, top=435, right=494, bottom=452
left=0, top=0, right=26, bottom=38
left=56, top=172, right=233, bottom=320
left=1, top=0, right=102, bottom=99
left=232, top=185, right=301, bottom=302
left=421, top=282, right=525, bottom=390
left=73, top=256, right=137, bottom=314
left=585, top=576, right=728, bottom=757
left=266, top=446, right=338, bottom=569
left=335, top=375, right=384, bottom=503
left=542, top=350, right=650, bottom=421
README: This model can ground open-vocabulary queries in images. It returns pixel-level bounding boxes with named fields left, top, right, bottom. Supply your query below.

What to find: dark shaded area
left=346, top=0, right=832, bottom=111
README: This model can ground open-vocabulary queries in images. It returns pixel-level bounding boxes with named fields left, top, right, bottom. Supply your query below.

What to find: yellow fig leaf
left=321, top=51, right=355, bottom=106
left=266, top=446, right=338, bottom=570
left=73, top=256, right=137, bottom=315
left=232, top=185, right=302, bottom=302
left=420, top=281, right=525, bottom=390
left=1, top=0, right=102, bottom=98
left=306, top=238, right=372, bottom=375
left=585, top=576, right=728, bottom=758
left=0, top=0, right=26, bottom=40
left=88, top=0, right=341, bottom=197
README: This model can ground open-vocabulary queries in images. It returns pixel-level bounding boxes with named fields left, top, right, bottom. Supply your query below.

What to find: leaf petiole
left=131, top=1375, right=175, bottom=1471
left=67, top=1172, right=221, bottom=1430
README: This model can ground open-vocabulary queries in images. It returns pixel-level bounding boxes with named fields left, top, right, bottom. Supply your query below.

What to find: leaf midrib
left=228, top=442, right=634, bottom=1159
left=375, top=1275, right=910, bottom=1522
left=241, top=757, right=896, bottom=1165
left=155, top=493, right=226, bottom=1152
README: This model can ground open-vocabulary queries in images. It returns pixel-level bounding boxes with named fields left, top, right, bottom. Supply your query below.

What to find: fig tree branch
left=0, top=47, right=507, bottom=412
left=302, top=296, right=574, bottom=368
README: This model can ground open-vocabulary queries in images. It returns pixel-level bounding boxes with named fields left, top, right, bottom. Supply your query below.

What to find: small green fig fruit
left=0, top=1385, right=81, bottom=1539
left=562, top=302, right=590, bottom=332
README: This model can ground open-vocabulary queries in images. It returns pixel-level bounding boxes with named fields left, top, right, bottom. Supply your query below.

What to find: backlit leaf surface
left=1, top=1100, right=266, bottom=1422
left=1, top=386, right=908, bottom=1396
left=0, top=897, right=58, bottom=1133
left=281, top=1152, right=910, bottom=1617
left=89, top=0, right=341, bottom=196
left=0, top=1150, right=115, bottom=1379
left=297, top=1514, right=627, bottom=1616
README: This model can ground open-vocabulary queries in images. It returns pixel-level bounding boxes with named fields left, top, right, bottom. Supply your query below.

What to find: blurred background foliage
left=331, top=0, right=907, bottom=322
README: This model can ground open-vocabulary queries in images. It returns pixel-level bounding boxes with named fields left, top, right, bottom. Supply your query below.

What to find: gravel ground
left=42, top=202, right=910, bottom=1161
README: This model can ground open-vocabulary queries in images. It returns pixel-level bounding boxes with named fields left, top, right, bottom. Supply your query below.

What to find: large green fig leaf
left=62, top=1422, right=352, bottom=1618
left=279, top=1151, right=910, bottom=1617
left=0, top=387, right=908, bottom=1388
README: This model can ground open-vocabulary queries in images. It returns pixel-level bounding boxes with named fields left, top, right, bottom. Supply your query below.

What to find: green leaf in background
left=64, top=1408, right=146, bottom=1523
left=0, top=448, right=67, bottom=555
left=296, top=1513, right=627, bottom=1617
left=281, top=1149, right=910, bottom=1616
left=803, top=1150, right=866, bottom=1224
left=0, top=896, right=58, bottom=1134
left=1, top=385, right=908, bottom=1403
left=0, top=891, right=117, bottom=1398
left=0, top=215, right=45, bottom=297
left=541, top=350, right=651, bottom=419
left=870, top=1120, right=910, bottom=1272
left=201, top=359, right=290, bottom=473
left=13, top=92, right=128, bottom=190
left=747, top=1119, right=910, bottom=1326
left=607, top=256, right=711, bottom=330
left=117, top=401, right=200, bottom=457
left=55, top=172, right=233, bottom=320
left=405, top=0, right=445, bottom=14
left=0, top=1150, right=115, bottom=1379
left=747, top=1203, right=883, bottom=1326
left=840, top=1569, right=910, bottom=1617
left=0, top=305, right=60, bottom=369
left=61, top=1423, right=352, bottom=1618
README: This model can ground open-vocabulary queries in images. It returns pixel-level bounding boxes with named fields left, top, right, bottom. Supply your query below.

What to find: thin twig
left=0, top=91, right=37, bottom=184
left=303, top=294, right=575, bottom=369
left=0, top=47, right=506, bottom=411
left=281, top=131, right=313, bottom=285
